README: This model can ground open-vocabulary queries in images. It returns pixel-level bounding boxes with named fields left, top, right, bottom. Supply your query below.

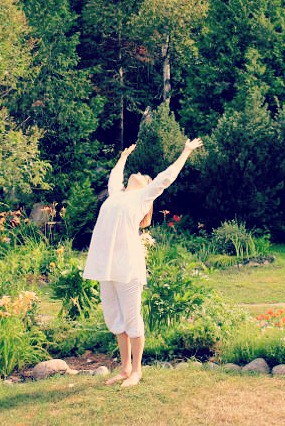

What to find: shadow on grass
left=0, top=379, right=105, bottom=411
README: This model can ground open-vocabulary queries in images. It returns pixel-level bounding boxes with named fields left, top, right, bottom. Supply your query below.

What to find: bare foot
left=105, top=370, right=131, bottom=386
left=121, top=372, right=142, bottom=388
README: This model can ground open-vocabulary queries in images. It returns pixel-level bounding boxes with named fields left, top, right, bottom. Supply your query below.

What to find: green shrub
left=143, top=238, right=209, bottom=331
left=212, top=219, right=271, bottom=261
left=143, top=292, right=247, bottom=362
left=253, top=233, right=271, bottom=257
left=63, top=178, right=98, bottom=249
left=0, top=209, right=46, bottom=254
left=42, top=309, right=116, bottom=357
left=218, top=322, right=285, bottom=367
left=205, top=254, right=238, bottom=269
left=168, top=293, right=247, bottom=357
left=212, top=220, right=257, bottom=259
left=0, top=241, right=49, bottom=296
left=50, top=265, right=101, bottom=320
left=0, top=292, right=50, bottom=378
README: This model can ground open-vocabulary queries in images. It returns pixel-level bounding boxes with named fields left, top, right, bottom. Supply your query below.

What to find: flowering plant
left=0, top=208, right=44, bottom=250
left=140, top=231, right=156, bottom=257
left=255, top=309, right=285, bottom=329
left=0, top=291, right=39, bottom=326
left=167, top=214, right=182, bottom=230
left=0, top=291, right=49, bottom=378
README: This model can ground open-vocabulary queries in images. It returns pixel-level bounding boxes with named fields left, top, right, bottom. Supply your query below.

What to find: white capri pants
left=99, top=279, right=145, bottom=338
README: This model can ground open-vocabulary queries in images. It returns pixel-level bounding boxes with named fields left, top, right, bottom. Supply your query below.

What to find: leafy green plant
left=0, top=291, right=50, bottom=378
left=50, top=266, right=100, bottom=320
left=42, top=308, right=116, bottom=357
left=218, top=322, right=285, bottom=367
left=205, top=254, right=238, bottom=269
left=63, top=178, right=98, bottom=249
left=144, top=239, right=210, bottom=331
left=212, top=220, right=258, bottom=260
left=167, top=293, right=247, bottom=358
left=143, top=292, right=247, bottom=362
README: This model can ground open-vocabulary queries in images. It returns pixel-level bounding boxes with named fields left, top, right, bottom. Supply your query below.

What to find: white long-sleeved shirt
left=82, top=158, right=185, bottom=285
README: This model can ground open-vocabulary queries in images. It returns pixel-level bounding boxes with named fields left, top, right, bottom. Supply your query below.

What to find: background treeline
left=1, top=0, right=285, bottom=247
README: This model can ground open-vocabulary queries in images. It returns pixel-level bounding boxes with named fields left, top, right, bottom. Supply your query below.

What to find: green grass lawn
left=37, top=286, right=62, bottom=317
left=2, top=245, right=285, bottom=425
left=1, top=365, right=285, bottom=426
left=200, top=245, right=285, bottom=309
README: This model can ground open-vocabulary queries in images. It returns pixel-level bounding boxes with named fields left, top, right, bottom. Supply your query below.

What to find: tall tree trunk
left=118, top=30, right=124, bottom=150
left=162, top=34, right=171, bottom=101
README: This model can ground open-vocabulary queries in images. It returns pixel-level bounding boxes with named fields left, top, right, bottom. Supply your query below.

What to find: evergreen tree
left=0, top=0, right=51, bottom=205
left=6, top=0, right=105, bottom=202
left=126, top=101, right=200, bottom=213
left=199, top=91, right=285, bottom=233
left=178, top=0, right=285, bottom=136
left=80, top=0, right=148, bottom=150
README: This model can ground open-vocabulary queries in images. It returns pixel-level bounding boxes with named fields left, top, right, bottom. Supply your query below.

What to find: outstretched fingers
left=121, top=144, right=137, bottom=157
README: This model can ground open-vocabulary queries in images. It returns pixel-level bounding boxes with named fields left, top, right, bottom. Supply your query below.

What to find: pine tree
left=200, top=90, right=285, bottom=232
left=6, top=0, right=105, bottom=201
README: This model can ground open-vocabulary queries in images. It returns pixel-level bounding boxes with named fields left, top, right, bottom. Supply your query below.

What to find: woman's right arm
left=108, top=144, right=136, bottom=196
left=142, top=138, right=203, bottom=203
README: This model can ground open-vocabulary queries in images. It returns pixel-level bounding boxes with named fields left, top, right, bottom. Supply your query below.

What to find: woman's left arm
left=141, top=138, right=203, bottom=203
left=108, top=144, right=136, bottom=196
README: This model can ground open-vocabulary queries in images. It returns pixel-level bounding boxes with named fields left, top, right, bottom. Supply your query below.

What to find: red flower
left=168, top=221, right=175, bottom=228
left=256, top=315, right=264, bottom=320
left=173, top=215, right=181, bottom=222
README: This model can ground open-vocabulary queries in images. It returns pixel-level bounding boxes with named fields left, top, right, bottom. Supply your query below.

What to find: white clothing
left=83, top=158, right=183, bottom=285
left=99, top=279, right=144, bottom=338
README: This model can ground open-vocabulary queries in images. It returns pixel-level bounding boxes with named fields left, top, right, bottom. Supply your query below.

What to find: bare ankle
left=121, top=365, right=132, bottom=375
left=131, top=368, right=142, bottom=376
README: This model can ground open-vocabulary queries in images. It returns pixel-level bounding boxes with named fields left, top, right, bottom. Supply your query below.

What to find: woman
left=83, top=137, right=203, bottom=387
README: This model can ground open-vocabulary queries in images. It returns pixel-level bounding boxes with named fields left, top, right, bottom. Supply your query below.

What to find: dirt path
left=239, top=302, right=285, bottom=307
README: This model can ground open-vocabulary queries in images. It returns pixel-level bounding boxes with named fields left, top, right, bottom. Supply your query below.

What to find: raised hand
left=184, top=138, right=203, bottom=153
left=120, top=144, right=136, bottom=158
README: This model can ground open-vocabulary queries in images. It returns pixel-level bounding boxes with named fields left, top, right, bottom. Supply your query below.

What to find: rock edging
left=2, top=357, right=285, bottom=385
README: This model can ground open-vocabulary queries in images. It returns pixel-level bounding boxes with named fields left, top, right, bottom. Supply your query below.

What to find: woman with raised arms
left=83, top=137, right=203, bottom=387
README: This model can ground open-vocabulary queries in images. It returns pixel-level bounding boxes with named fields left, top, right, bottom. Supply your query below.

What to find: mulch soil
left=7, top=351, right=120, bottom=383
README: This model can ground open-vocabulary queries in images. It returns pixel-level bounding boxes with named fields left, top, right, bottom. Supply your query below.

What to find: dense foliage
left=0, top=0, right=285, bottom=241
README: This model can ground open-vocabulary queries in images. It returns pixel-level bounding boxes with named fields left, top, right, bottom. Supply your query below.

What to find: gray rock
left=175, top=362, right=189, bottom=370
left=31, top=359, right=75, bottom=380
left=272, top=364, right=285, bottom=376
left=7, top=375, right=22, bottom=383
left=206, top=362, right=220, bottom=370
left=66, top=369, right=79, bottom=375
left=155, top=361, right=173, bottom=369
left=77, top=369, right=95, bottom=376
left=242, top=358, right=270, bottom=374
left=29, top=203, right=51, bottom=227
left=3, top=379, right=14, bottom=385
left=223, top=363, right=242, bottom=372
left=95, top=366, right=110, bottom=376
left=189, top=361, right=203, bottom=368
left=142, top=365, right=151, bottom=369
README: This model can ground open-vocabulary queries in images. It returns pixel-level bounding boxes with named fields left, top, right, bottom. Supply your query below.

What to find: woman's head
left=126, top=172, right=152, bottom=191
left=125, top=172, right=153, bottom=228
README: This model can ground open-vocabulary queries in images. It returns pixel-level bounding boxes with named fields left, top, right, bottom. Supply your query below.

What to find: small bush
left=205, top=254, right=238, bottom=269
left=42, top=309, right=116, bottom=357
left=212, top=220, right=256, bottom=258
left=50, top=265, right=101, bottom=320
left=212, top=219, right=271, bottom=260
left=144, top=237, right=209, bottom=331
left=63, top=178, right=98, bottom=249
left=0, top=291, right=50, bottom=378
left=218, top=322, right=285, bottom=367
left=143, top=292, right=247, bottom=362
